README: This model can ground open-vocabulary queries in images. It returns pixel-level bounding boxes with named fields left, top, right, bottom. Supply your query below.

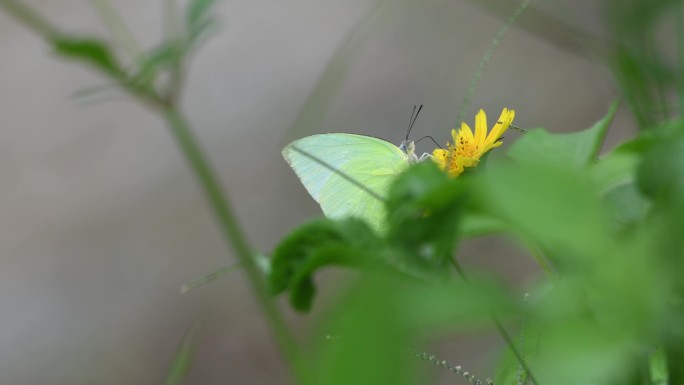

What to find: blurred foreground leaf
left=508, top=101, right=617, bottom=171
left=386, top=162, right=466, bottom=271
left=269, top=218, right=389, bottom=312
left=307, top=274, right=515, bottom=385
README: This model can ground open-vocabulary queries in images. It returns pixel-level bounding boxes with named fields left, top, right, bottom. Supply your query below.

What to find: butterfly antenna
left=406, top=105, right=417, bottom=140
left=406, top=104, right=423, bottom=140
left=455, top=0, right=529, bottom=126
left=416, top=135, right=443, bottom=149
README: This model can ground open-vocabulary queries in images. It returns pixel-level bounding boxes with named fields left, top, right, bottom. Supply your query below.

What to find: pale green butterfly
left=282, top=106, right=430, bottom=231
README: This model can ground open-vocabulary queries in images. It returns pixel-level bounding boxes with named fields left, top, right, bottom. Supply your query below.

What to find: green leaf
left=459, top=211, right=509, bottom=237
left=475, top=159, right=608, bottom=259
left=268, top=218, right=387, bottom=312
left=308, top=274, right=515, bottom=385
left=589, top=126, right=659, bottom=193
left=507, top=101, right=618, bottom=170
left=385, top=162, right=467, bottom=270
left=589, top=145, right=640, bottom=193
left=636, top=121, right=684, bottom=202
left=52, top=36, right=123, bottom=78
left=163, top=319, right=203, bottom=385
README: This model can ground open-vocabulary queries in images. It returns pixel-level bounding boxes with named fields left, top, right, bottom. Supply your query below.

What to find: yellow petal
left=431, top=149, right=446, bottom=168
left=433, top=148, right=446, bottom=156
left=485, top=108, right=514, bottom=147
left=474, top=109, right=487, bottom=146
left=460, top=121, right=474, bottom=144
left=450, top=128, right=458, bottom=143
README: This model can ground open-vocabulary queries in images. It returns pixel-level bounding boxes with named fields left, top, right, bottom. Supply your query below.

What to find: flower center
left=456, top=132, right=478, bottom=158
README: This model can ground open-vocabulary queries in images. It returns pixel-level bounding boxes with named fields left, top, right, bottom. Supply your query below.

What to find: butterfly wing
left=282, top=133, right=409, bottom=230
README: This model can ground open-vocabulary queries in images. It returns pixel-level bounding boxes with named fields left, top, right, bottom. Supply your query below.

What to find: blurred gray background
left=0, top=0, right=634, bottom=384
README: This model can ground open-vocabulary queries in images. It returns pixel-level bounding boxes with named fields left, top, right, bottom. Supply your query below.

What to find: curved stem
left=0, top=0, right=59, bottom=38
left=163, top=107, right=303, bottom=381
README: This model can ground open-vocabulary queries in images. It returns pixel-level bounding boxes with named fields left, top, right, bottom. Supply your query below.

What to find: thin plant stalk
left=162, top=107, right=303, bottom=379
left=449, top=256, right=540, bottom=385
left=0, top=0, right=302, bottom=380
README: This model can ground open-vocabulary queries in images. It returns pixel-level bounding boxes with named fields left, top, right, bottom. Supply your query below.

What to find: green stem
left=162, top=107, right=303, bottom=380
left=449, top=256, right=540, bottom=385
left=456, top=0, right=528, bottom=126
left=1, top=0, right=301, bottom=380
left=0, top=0, right=58, bottom=38
left=526, top=241, right=558, bottom=281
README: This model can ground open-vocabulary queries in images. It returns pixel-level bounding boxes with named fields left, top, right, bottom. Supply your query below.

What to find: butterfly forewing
left=282, top=133, right=409, bottom=230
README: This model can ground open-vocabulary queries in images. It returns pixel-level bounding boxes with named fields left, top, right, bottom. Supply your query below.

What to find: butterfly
left=282, top=106, right=428, bottom=231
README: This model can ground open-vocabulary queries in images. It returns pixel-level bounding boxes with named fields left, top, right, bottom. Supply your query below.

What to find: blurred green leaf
left=637, top=121, right=684, bottom=202
left=476, top=160, right=608, bottom=259
left=589, top=147, right=640, bottom=194
left=309, top=274, right=515, bottom=385
left=665, top=333, right=684, bottom=385
left=649, top=347, right=668, bottom=385
left=309, top=276, right=418, bottom=385
left=163, top=320, right=202, bottom=385
left=53, top=36, right=123, bottom=78
left=385, top=162, right=466, bottom=270
left=602, top=0, right=681, bottom=36
left=269, top=218, right=388, bottom=312
left=508, top=101, right=617, bottom=171
left=459, top=211, right=509, bottom=237
left=602, top=181, right=648, bottom=229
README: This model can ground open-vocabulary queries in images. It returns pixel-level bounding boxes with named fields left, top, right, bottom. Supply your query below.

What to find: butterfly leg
left=417, top=152, right=433, bottom=162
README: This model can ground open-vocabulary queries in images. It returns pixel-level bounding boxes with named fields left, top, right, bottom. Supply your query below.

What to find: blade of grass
left=282, top=0, right=399, bottom=143
left=89, top=0, right=142, bottom=61
left=163, top=319, right=203, bottom=385
left=468, top=0, right=605, bottom=60
left=0, top=0, right=58, bottom=38
left=180, top=254, right=270, bottom=294
left=456, top=0, right=529, bottom=126
left=163, top=108, right=303, bottom=380
left=180, top=263, right=241, bottom=294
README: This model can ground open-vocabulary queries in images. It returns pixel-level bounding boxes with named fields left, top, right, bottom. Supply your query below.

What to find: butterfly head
left=401, top=105, right=423, bottom=163
left=399, top=139, right=418, bottom=162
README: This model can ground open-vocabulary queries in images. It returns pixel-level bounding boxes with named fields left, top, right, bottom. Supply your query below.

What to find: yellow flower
left=433, top=108, right=515, bottom=177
